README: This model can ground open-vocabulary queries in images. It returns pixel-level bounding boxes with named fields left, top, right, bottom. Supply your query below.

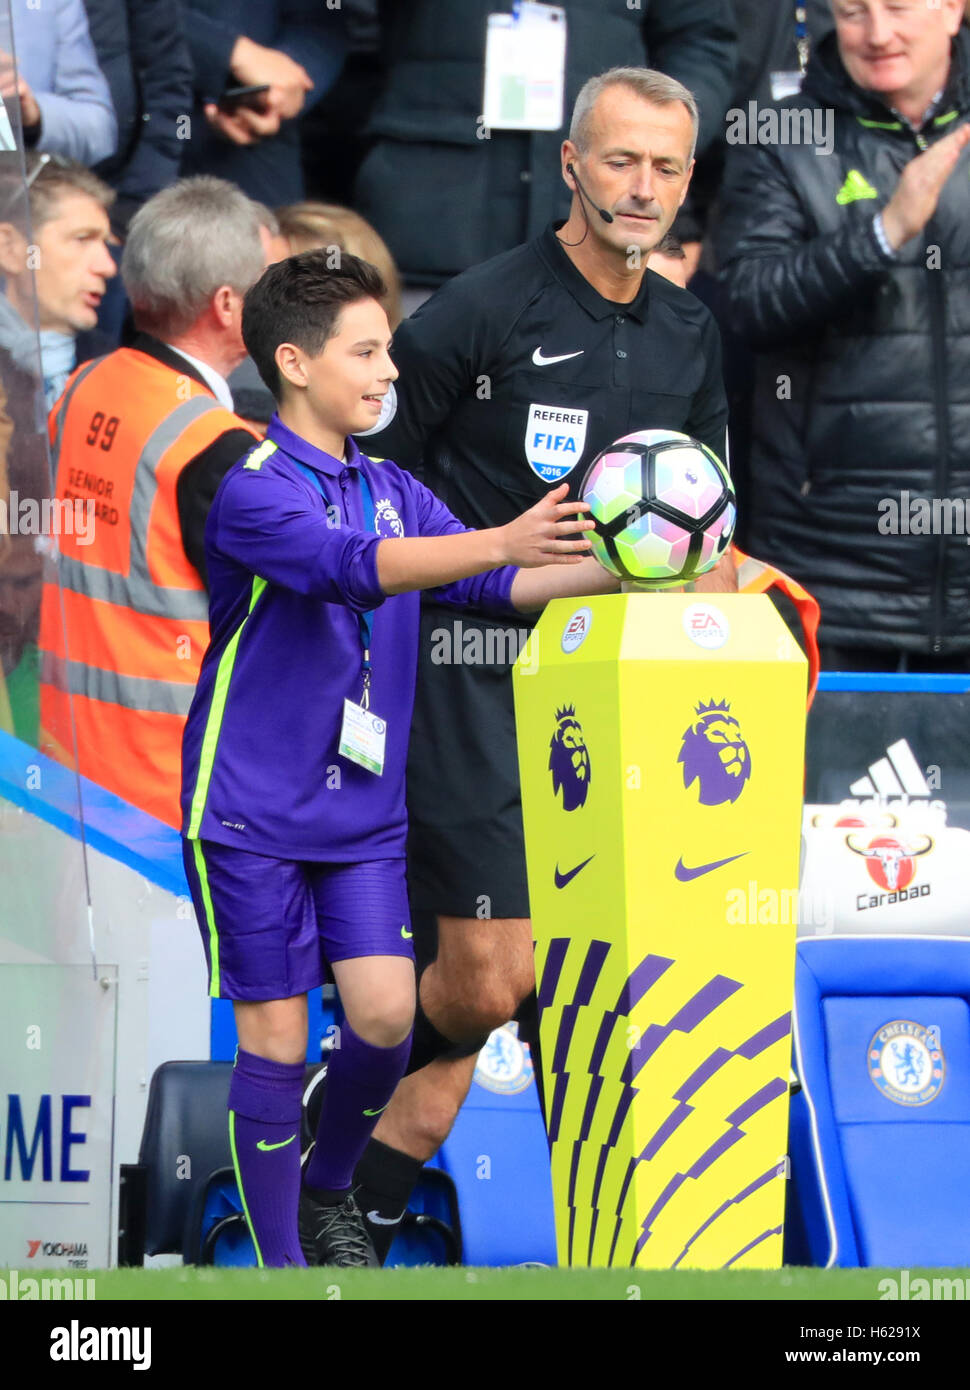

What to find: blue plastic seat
left=789, top=936, right=970, bottom=1267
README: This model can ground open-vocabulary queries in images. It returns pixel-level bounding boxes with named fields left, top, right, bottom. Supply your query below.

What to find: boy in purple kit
left=180, top=250, right=619, bottom=1268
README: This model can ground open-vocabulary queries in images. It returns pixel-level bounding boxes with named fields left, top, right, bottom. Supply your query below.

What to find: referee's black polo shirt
left=361, top=221, right=728, bottom=535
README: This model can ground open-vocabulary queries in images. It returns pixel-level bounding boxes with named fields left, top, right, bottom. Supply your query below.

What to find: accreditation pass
left=339, top=699, right=387, bottom=776
left=483, top=2, right=567, bottom=131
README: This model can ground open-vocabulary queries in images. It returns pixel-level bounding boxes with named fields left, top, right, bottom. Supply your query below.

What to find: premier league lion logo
left=678, top=699, right=751, bottom=806
left=374, top=497, right=404, bottom=539
left=549, top=704, right=591, bottom=811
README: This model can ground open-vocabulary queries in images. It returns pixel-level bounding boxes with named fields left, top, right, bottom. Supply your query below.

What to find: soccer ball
left=580, top=429, right=736, bottom=586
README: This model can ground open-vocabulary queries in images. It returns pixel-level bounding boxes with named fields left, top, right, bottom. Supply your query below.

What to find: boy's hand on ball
left=500, top=483, right=595, bottom=567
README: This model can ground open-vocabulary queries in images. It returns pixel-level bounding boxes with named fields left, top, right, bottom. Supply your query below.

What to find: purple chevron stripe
left=548, top=1070, right=569, bottom=1143
left=536, top=937, right=571, bottom=1015
left=622, top=974, right=743, bottom=1084
left=608, top=1213, right=624, bottom=1266
left=672, top=1166, right=779, bottom=1268
left=631, top=1175, right=687, bottom=1261
left=633, top=1078, right=787, bottom=1260
left=548, top=941, right=611, bottom=1141
left=579, top=1073, right=604, bottom=1142
left=723, top=1225, right=783, bottom=1268
left=642, top=1100, right=693, bottom=1161
left=674, top=1012, right=790, bottom=1106
left=686, top=1125, right=743, bottom=1180
left=735, top=1012, right=791, bottom=1058
left=583, top=956, right=673, bottom=1221
left=566, top=1138, right=584, bottom=1263
left=588, top=1207, right=599, bottom=1263
left=552, top=940, right=611, bottom=1070
left=726, top=1076, right=787, bottom=1127
left=588, top=1013, right=617, bottom=1076
left=615, top=953, right=673, bottom=1015
left=676, top=1047, right=733, bottom=1101
left=590, top=967, right=735, bottom=1225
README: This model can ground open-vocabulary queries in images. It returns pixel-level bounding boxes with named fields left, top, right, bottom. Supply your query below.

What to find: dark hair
left=242, top=250, right=388, bottom=397
left=655, top=231, right=685, bottom=259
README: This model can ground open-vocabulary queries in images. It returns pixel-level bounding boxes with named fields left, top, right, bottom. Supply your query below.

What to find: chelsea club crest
left=474, top=1023, right=534, bottom=1095
left=868, top=1020, right=944, bottom=1106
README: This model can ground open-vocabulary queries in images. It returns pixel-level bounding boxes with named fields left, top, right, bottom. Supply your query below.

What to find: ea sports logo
left=561, top=606, right=592, bottom=654
left=683, top=603, right=730, bottom=650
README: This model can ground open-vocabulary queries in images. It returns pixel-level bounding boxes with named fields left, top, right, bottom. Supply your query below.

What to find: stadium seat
left=787, top=936, right=970, bottom=1267
left=119, top=1060, right=234, bottom=1265
left=413, top=1026, right=558, bottom=1267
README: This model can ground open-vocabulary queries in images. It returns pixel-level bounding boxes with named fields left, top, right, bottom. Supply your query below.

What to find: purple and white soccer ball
left=580, top=429, right=736, bottom=586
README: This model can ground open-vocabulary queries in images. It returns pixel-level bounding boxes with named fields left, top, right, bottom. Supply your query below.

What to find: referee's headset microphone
left=566, top=164, right=614, bottom=223
left=558, top=163, right=614, bottom=248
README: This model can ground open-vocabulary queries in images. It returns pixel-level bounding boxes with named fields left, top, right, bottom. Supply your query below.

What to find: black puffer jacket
left=717, top=28, right=970, bottom=656
left=355, top=0, right=736, bottom=282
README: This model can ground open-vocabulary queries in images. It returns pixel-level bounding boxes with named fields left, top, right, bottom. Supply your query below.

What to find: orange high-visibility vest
left=39, top=348, right=258, bottom=827
left=733, top=545, right=821, bottom=706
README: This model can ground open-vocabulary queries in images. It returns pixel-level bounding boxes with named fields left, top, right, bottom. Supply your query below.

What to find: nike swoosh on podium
left=554, top=855, right=595, bottom=889
left=674, top=852, right=749, bottom=882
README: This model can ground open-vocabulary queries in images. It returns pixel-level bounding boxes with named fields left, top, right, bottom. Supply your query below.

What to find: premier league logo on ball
left=678, top=699, right=751, bottom=806
left=549, top=705, right=590, bottom=811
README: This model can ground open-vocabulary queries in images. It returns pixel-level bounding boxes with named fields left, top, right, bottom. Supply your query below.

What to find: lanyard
left=292, top=457, right=379, bottom=707
left=795, top=4, right=809, bottom=74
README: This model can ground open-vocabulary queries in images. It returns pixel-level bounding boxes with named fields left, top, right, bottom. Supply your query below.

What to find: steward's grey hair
left=569, top=67, right=699, bottom=162
left=121, top=177, right=265, bottom=337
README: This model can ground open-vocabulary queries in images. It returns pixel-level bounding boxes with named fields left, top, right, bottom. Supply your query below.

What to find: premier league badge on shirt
left=524, top=403, right=589, bottom=482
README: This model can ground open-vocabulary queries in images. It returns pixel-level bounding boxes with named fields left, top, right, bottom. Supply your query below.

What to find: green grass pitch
left=74, top=1265, right=926, bottom=1301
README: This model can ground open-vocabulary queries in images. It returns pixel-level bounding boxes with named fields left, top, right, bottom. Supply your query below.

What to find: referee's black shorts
left=406, top=606, right=532, bottom=926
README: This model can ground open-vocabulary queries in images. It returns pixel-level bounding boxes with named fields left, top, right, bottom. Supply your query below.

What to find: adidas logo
left=836, top=168, right=878, bottom=205
left=841, top=738, right=945, bottom=817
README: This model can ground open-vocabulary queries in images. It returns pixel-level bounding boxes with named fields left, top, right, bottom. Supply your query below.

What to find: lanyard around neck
left=291, top=457, right=378, bottom=703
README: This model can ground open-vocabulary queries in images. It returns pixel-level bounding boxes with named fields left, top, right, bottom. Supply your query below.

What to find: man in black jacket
left=355, top=0, right=736, bottom=284
left=84, top=0, right=194, bottom=236
left=718, top=0, right=970, bottom=668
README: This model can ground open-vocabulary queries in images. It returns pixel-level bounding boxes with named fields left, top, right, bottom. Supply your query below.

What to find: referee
left=352, top=66, right=735, bottom=1256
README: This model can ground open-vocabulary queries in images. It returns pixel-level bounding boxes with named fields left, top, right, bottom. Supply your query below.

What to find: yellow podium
left=513, top=593, right=806, bottom=1269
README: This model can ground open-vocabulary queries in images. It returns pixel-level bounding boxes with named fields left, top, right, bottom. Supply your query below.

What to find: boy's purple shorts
left=182, top=839, right=415, bottom=1001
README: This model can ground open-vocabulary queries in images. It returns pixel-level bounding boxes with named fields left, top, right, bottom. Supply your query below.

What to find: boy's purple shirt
left=180, top=414, right=520, bottom=860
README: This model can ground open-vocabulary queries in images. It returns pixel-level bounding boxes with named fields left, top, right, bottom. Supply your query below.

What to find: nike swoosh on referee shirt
left=554, top=855, right=595, bottom=889
left=363, top=1103, right=390, bottom=1117
left=532, top=347, right=585, bottom=366
left=256, top=1135, right=297, bottom=1152
left=674, top=852, right=749, bottom=882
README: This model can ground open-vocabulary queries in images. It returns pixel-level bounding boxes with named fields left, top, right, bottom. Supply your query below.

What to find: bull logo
left=678, top=699, right=751, bottom=807
left=549, top=705, right=590, bottom=811
left=845, top=833, right=932, bottom=892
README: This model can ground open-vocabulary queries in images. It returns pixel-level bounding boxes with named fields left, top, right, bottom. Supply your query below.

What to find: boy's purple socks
left=304, top=1021, right=412, bottom=1194
left=228, top=1048, right=307, bottom=1268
